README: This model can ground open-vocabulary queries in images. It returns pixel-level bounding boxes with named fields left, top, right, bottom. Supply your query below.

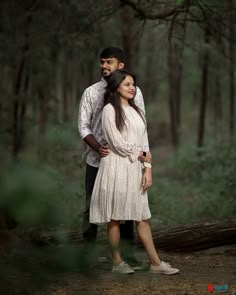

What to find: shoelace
left=163, top=262, right=172, bottom=269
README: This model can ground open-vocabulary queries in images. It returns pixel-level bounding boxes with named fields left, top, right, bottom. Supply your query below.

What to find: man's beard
left=101, top=69, right=111, bottom=80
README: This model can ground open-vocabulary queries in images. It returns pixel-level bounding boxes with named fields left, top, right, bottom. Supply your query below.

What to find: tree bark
left=31, top=219, right=236, bottom=252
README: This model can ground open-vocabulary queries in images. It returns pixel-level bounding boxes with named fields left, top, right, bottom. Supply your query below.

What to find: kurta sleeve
left=134, top=87, right=150, bottom=151
left=102, top=104, right=140, bottom=163
left=78, top=89, right=93, bottom=139
left=134, top=87, right=145, bottom=115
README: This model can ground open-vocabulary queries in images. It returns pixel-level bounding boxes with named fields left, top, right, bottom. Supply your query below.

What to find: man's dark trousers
left=83, top=164, right=135, bottom=255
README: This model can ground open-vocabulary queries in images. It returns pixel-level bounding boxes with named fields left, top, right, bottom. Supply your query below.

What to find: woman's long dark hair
left=104, top=69, right=146, bottom=131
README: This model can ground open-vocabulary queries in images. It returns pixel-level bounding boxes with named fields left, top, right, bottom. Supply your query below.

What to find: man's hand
left=98, top=145, right=110, bottom=157
left=142, top=168, right=152, bottom=192
left=138, top=151, right=152, bottom=163
left=84, top=135, right=109, bottom=157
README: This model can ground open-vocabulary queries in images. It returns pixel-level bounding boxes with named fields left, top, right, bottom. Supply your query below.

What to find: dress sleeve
left=143, top=128, right=150, bottom=152
left=102, top=104, right=140, bottom=163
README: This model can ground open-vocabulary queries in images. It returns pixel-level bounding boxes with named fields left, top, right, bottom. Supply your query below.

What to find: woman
left=90, top=70, right=179, bottom=275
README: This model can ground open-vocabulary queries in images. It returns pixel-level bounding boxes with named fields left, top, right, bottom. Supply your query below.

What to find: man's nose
left=101, top=62, right=108, bottom=68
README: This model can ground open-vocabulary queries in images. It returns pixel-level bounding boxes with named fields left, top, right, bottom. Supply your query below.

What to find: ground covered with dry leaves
left=1, top=242, right=235, bottom=295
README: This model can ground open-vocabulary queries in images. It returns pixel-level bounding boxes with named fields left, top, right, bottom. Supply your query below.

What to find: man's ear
left=118, top=62, right=125, bottom=69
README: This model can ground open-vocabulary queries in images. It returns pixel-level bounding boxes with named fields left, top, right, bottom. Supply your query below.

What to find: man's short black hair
left=100, top=47, right=126, bottom=63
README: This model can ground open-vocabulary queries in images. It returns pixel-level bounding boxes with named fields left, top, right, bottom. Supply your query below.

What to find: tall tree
left=197, top=24, right=210, bottom=150
left=229, top=0, right=235, bottom=139
left=12, top=11, right=31, bottom=158
left=121, top=6, right=133, bottom=71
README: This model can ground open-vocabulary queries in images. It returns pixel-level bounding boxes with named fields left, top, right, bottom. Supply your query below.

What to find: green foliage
left=170, top=143, right=236, bottom=200
left=1, top=162, right=69, bottom=227
left=149, top=143, right=236, bottom=226
left=0, top=122, right=85, bottom=228
left=176, top=0, right=184, bottom=5
left=37, top=123, right=78, bottom=165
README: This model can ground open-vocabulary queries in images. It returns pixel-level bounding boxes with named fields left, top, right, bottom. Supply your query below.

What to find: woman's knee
left=109, top=219, right=120, bottom=225
left=136, top=219, right=149, bottom=226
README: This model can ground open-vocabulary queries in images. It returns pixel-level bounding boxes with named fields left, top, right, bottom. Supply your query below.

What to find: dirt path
left=2, top=245, right=235, bottom=295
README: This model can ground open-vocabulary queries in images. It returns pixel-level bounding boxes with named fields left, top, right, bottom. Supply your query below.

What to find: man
left=78, top=47, right=150, bottom=267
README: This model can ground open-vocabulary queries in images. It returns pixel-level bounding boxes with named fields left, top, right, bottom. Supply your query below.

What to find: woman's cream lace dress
left=90, top=103, right=151, bottom=224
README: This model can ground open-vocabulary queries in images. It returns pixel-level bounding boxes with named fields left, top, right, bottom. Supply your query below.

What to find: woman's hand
left=138, top=151, right=152, bottom=163
left=142, top=168, right=152, bottom=192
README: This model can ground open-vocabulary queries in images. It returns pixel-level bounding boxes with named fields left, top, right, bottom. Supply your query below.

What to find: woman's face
left=117, top=75, right=136, bottom=101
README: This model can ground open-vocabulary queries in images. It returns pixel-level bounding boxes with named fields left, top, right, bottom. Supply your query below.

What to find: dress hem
left=90, top=216, right=151, bottom=225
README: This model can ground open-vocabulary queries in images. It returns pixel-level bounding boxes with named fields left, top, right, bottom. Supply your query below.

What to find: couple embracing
left=78, top=47, right=179, bottom=275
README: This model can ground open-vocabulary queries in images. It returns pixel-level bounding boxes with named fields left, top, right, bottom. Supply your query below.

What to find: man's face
left=100, top=57, right=124, bottom=78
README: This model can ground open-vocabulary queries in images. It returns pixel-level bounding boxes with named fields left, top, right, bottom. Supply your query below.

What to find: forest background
left=0, top=0, right=235, bottom=280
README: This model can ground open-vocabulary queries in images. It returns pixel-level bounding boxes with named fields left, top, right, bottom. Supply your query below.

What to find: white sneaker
left=149, top=261, right=179, bottom=275
left=112, top=261, right=135, bottom=274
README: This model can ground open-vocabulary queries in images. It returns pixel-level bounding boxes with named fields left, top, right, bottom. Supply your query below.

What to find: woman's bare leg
left=136, top=220, right=161, bottom=266
left=107, top=220, right=123, bottom=265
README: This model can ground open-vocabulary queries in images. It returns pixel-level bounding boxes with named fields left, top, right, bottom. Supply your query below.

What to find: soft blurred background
left=0, top=0, right=236, bottom=291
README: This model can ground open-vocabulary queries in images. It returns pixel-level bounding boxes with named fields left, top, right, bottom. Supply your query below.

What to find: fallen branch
left=30, top=219, right=236, bottom=252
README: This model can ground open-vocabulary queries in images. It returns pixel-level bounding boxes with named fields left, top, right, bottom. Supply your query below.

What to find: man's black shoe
left=124, top=256, right=144, bottom=271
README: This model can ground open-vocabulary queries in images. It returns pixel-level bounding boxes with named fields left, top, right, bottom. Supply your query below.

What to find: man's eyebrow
left=100, top=58, right=114, bottom=61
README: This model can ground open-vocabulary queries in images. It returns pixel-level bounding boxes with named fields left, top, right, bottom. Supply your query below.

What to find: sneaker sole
left=149, top=269, right=179, bottom=275
left=112, top=270, right=135, bottom=275
left=131, top=266, right=145, bottom=271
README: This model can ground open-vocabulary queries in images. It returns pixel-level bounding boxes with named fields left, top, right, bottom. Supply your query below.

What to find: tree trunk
left=62, top=54, right=69, bottom=123
left=71, top=52, right=78, bottom=109
left=121, top=7, right=133, bottom=71
left=229, top=0, right=235, bottom=139
left=167, top=14, right=187, bottom=148
left=55, top=51, right=63, bottom=124
left=18, top=67, right=29, bottom=150
left=197, top=25, right=210, bottom=151
left=62, top=81, right=69, bottom=123
left=213, top=22, right=222, bottom=132
left=31, top=219, right=236, bottom=252
left=12, top=13, right=31, bottom=159
left=145, top=29, right=157, bottom=102
left=213, top=70, right=222, bottom=140
left=38, top=91, right=47, bottom=135
left=148, top=219, right=236, bottom=252
left=13, top=58, right=25, bottom=158
left=168, top=40, right=179, bottom=147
